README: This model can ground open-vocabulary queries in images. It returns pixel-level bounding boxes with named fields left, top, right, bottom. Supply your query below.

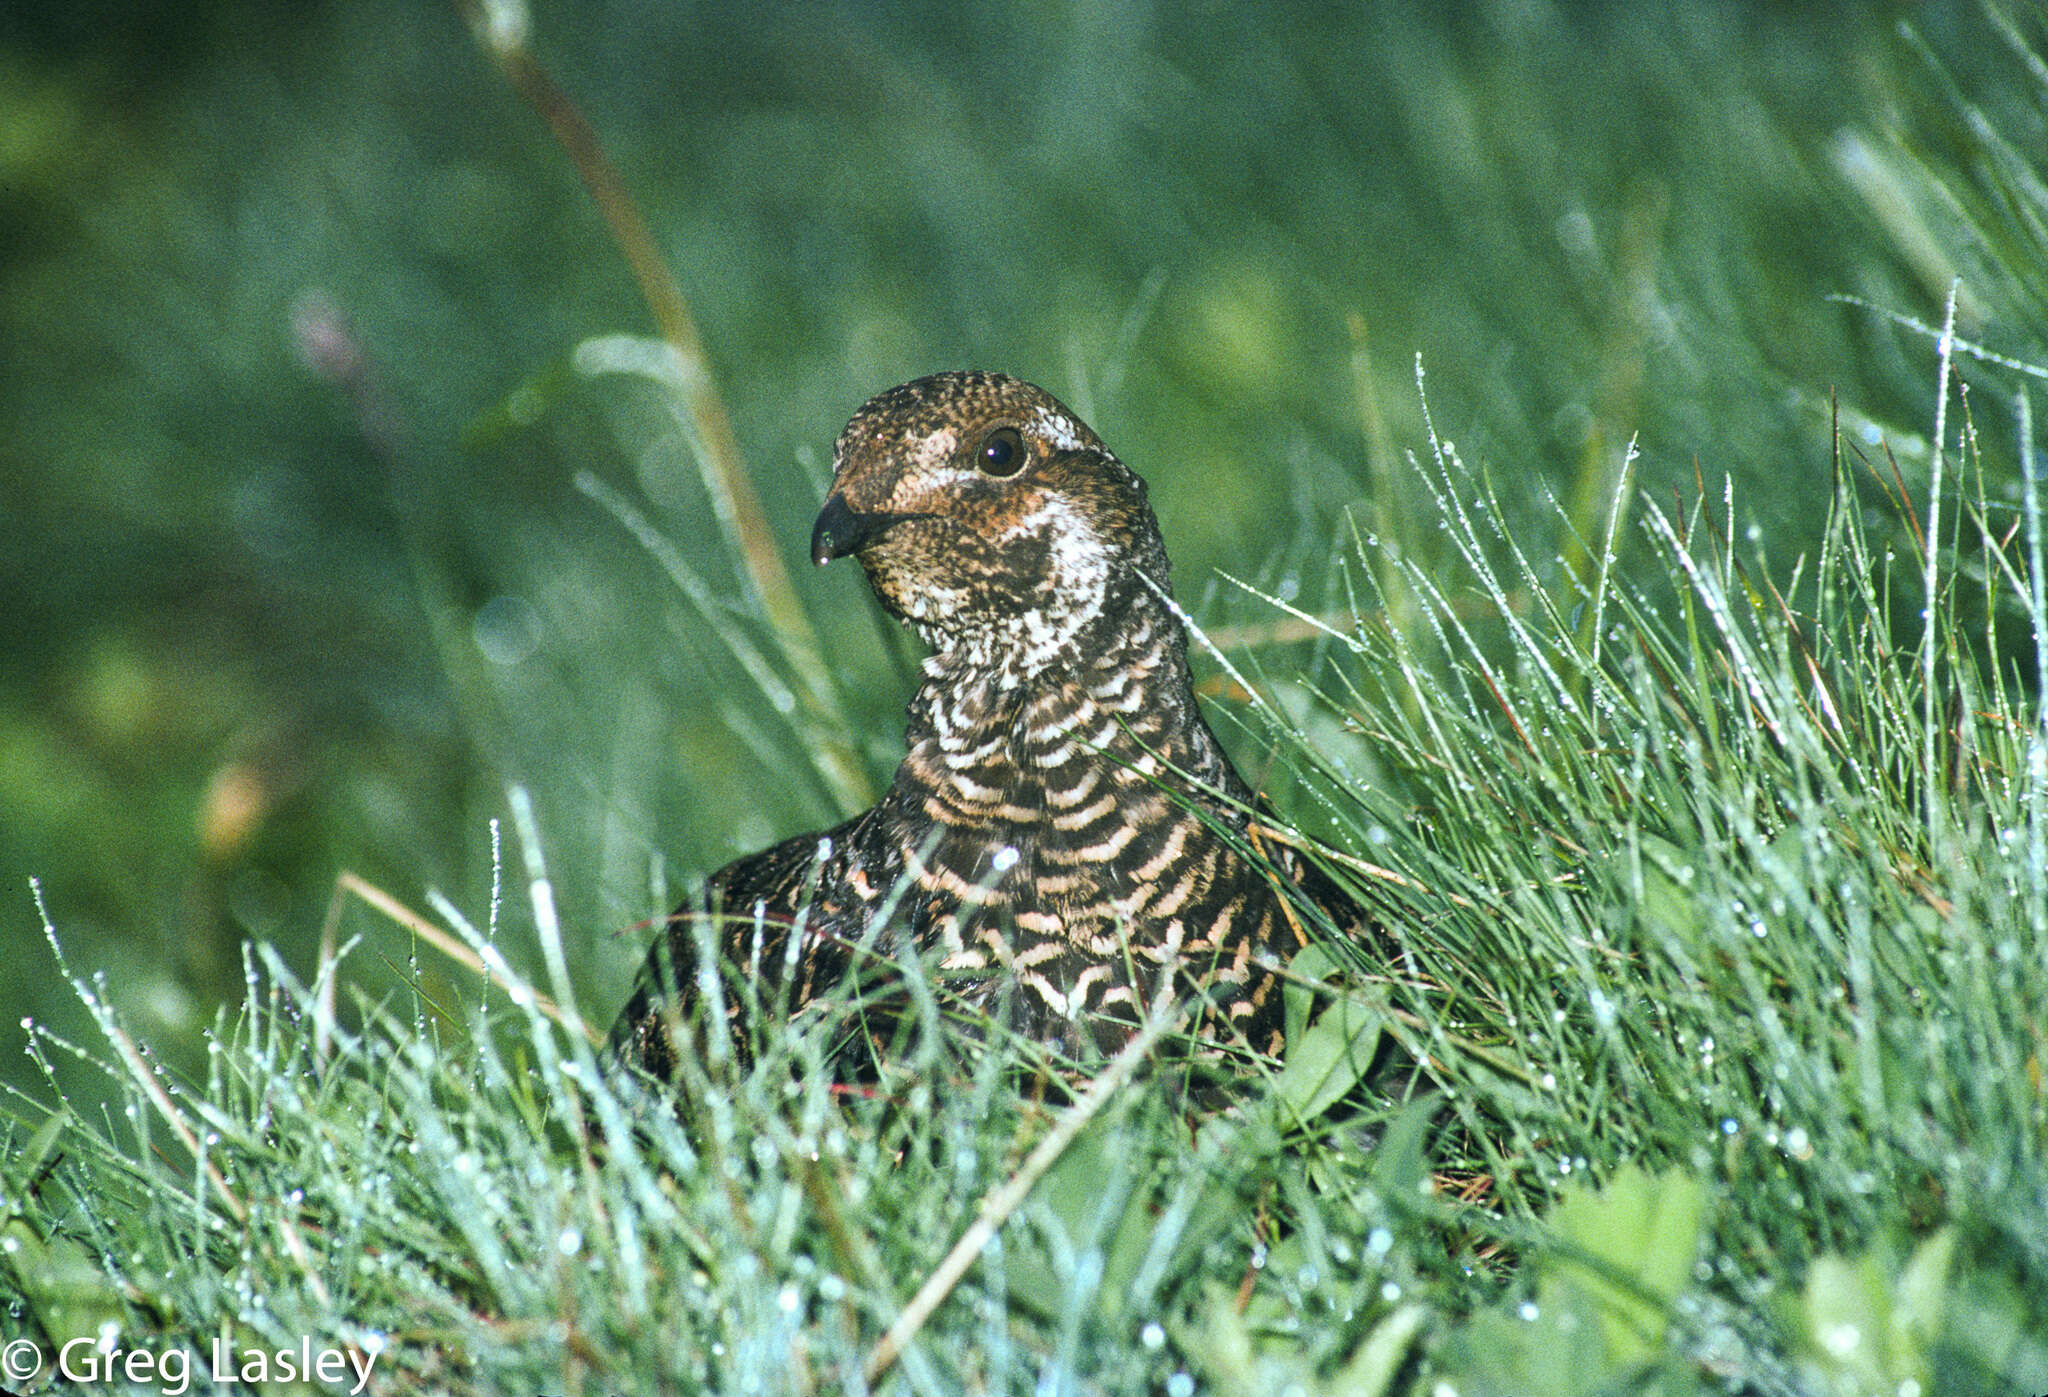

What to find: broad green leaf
left=1545, top=1166, right=1705, bottom=1366
left=1326, top=1302, right=1427, bottom=1397
left=1274, top=998, right=1383, bottom=1125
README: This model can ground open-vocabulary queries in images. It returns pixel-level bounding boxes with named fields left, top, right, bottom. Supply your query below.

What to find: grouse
left=610, top=371, right=1363, bottom=1082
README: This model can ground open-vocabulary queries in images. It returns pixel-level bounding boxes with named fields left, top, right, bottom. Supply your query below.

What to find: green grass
left=6, top=339, right=2046, bottom=1392
left=6, top=1, right=2048, bottom=1393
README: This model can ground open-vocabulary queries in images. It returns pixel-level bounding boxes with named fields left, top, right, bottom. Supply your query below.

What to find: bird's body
left=610, top=372, right=1362, bottom=1081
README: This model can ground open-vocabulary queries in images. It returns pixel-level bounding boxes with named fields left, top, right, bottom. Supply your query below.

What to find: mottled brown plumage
left=611, top=371, right=1365, bottom=1081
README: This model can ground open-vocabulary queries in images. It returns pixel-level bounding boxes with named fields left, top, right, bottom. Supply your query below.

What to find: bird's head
left=811, top=372, right=1170, bottom=676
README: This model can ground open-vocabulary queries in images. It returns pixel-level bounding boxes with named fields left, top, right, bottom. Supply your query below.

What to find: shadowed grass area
left=4, top=0, right=2048, bottom=1392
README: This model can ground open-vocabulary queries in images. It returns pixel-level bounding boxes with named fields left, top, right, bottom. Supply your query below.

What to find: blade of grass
left=454, top=0, right=869, bottom=811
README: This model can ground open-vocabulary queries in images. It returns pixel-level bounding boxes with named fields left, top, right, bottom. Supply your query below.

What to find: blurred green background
left=1, top=0, right=2034, bottom=1102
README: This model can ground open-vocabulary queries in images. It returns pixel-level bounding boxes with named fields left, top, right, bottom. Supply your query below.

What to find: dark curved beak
left=809, top=494, right=934, bottom=567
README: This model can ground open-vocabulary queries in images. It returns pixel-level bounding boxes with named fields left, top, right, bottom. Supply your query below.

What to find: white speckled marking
left=1030, top=406, right=1085, bottom=451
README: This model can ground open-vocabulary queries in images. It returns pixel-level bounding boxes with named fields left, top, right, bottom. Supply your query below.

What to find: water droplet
left=1140, top=1321, right=1165, bottom=1350
left=473, top=594, right=543, bottom=666
left=1519, top=1301, right=1539, bottom=1321
left=557, top=1227, right=583, bottom=1256
left=1588, top=989, right=1615, bottom=1027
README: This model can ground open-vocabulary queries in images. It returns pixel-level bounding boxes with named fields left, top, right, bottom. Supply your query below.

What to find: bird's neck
left=903, top=583, right=1242, bottom=805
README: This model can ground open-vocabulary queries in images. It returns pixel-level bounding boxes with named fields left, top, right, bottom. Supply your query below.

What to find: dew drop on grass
left=1380, top=1281, right=1401, bottom=1302
left=1367, top=1227, right=1393, bottom=1257
left=1166, top=1375, right=1194, bottom=1397
left=1140, top=1321, right=1165, bottom=1350
left=1720, top=1118, right=1739, bottom=1136
left=557, top=1227, right=582, bottom=1256
left=1519, top=1301, right=1539, bottom=1321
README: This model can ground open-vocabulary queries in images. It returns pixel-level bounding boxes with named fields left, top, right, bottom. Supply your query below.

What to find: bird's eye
left=976, top=427, right=1028, bottom=478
